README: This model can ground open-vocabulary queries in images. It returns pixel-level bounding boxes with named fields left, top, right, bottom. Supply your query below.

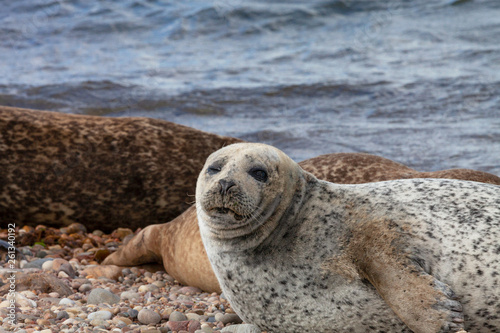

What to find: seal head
left=196, top=143, right=311, bottom=252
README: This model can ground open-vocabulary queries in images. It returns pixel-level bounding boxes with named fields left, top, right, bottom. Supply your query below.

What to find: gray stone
left=220, top=313, right=243, bottom=324
left=186, top=313, right=201, bottom=321
left=169, top=310, right=188, bottom=322
left=36, top=250, right=48, bottom=258
left=215, top=312, right=224, bottom=322
left=23, top=258, right=53, bottom=269
left=56, top=311, right=70, bottom=320
left=59, top=298, right=75, bottom=306
left=221, top=324, right=261, bottom=333
left=88, top=310, right=112, bottom=321
left=137, top=308, right=161, bottom=325
left=127, top=308, right=139, bottom=318
left=200, top=323, right=214, bottom=333
left=138, top=284, right=159, bottom=293
left=90, top=318, right=110, bottom=328
left=92, top=230, right=104, bottom=237
left=152, top=281, right=166, bottom=288
left=120, top=291, right=140, bottom=300
left=78, top=284, right=92, bottom=293
left=87, top=288, right=120, bottom=305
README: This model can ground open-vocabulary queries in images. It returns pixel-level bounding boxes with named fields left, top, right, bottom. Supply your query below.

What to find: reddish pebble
left=167, top=320, right=201, bottom=333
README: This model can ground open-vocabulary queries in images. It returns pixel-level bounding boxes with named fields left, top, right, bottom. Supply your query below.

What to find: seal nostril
left=219, top=179, right=236, bottom=195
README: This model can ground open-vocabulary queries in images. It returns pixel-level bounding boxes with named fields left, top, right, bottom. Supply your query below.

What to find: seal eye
left=249, top=168, right=268, bottom=182
left=207, top=165, right=221, bottom=175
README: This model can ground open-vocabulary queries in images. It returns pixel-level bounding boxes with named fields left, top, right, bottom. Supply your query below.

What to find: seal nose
left=219, top=179, right=236, bottom=195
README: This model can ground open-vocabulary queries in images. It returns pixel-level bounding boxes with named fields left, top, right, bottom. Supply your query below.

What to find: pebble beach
left=0, top=223, right=263, bottom=333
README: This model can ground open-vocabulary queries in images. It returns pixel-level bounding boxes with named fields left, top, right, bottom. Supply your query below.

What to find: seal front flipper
left=103, top=224, right=162, bottom=266
left=356, top=249, right=465, bottom=332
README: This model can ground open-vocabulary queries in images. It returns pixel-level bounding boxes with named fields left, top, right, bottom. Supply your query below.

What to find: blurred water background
left=0, top=0, right=499, bottom=173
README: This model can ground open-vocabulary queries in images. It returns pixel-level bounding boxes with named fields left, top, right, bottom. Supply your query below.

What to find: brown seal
left=0, top=106, right=241, bottom=232
left=196, top=143, right=500, bottom=332
left=103, top=151, right=500, bottom=293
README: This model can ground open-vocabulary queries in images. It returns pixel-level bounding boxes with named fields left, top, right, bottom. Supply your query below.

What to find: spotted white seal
left=196, top=143, right=500, bottom=332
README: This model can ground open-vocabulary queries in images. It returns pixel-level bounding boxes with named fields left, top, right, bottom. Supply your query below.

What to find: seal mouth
left=202, top=195, right=281, bottom=239
left=213, top=207, right=245, bottom=221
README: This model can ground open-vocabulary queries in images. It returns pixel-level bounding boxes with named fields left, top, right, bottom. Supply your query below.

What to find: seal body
left=196, top=143, right=500, bottom=332
left=0, top=106, right=241, bottom=231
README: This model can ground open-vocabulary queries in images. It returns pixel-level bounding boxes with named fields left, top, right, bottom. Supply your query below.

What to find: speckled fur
left=303, top=152, right=500, bottom=185
left=0, top=106, right=241, bottom=232
left=197, top=143, right=500, bottom=332
left=105, top=149, right=500, bottom=295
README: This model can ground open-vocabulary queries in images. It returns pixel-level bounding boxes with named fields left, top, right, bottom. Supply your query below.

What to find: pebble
left=92, top=229, right=104, bottom=236
left=63, top=318, right=79, bottom=325
left=112, top=316, right=132, bottom=325
left=90, top=318, right=110, bottom=328
left=56, top=311, right=70, bottom=320
left=178, top=286, right=203, bottom=295
left=220, top=324, right=261, bottom=333
left=128, top=308, right=139, bottom=319
left=42, top=260, right=54, bottom=271
left=200, top=324, right=214, bottom=333
left=137, top=308, right=161, bottom=325
left=23, top=258, right=54, bottom=269
left=112, top=227, right=134, bottom=240
left=152, top=280, right=166, bottom=288
left=87, top=288, right=120, bottom=305
left=14, top=293, right=37, bottom=308
left=120, top=291, right=140, bottom=300
left=88, top=310, right=113, bottom=321
left=214, top=313, right=224, bottom=322
left=138, top=284, right=159, bottom=293
left=169, top=310, right=188, bottom=322
left=79, top=283, right=92, bottom=292
left=220, top=313, right=243, bottom=324
left=59, top=298, right=76, bottom=306
left=20, top=290, right=37, bottom=299
left=63, top=222, right=88, bottom=234
left=52, top=258, right=76, bottom=278
left=186, top=313, right=201, bottom=321
left=167, top=320, right=201, bottom=333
